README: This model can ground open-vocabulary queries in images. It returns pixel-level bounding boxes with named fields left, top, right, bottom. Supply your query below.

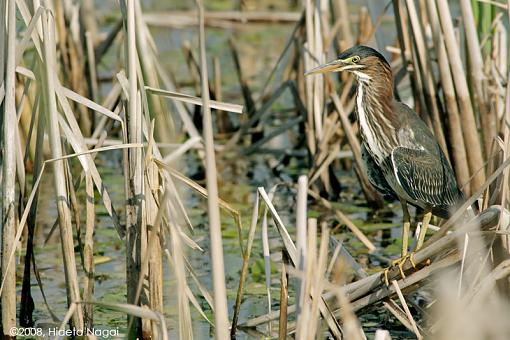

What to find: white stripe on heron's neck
left=357, top=82, right=384, bottom=163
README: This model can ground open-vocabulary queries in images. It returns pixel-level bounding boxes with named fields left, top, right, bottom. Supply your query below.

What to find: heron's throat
left=356, top=78, right=397, bottom=162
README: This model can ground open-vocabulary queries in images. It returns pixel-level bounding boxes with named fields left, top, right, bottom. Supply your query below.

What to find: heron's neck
left=355, top=71, right=394, bottom=118
left=355, top=74, right=397, bottom=161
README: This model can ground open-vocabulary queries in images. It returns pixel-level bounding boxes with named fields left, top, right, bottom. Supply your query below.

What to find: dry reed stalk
left=145, top=126, right=163, bottom=338
left=1, top=0, right=17, bottom=334
left=20, top=91, right=44, bottom=328
left=145, top=10, right=303, bottom=27
left=40, top=6, right=83, bottom=328
left=231, top=192, right=260, bottom=337
left=500, top=70, right=510, bottom=255
left=391, top=280, right=422, bottom=339
left=295, top=176, right=308, bottom=318
left=405, top=0, right=448, bottom=158
left=382, top=299, right=415, bottom=332
left=0, top=144, right=143, bottom=301
left=85, top=31, right=98, bottom=103
left=311, top=3, right=324, bottom=143
left=332, top=0, right=353, bottom=51
left=55, top=88, right=124, bottom=237
left=121, top=0, right=147, bottom=336
left=196, top=1, right=230, bottom=337
left=0, top=0, right=4, bottom=87
left=435, top=0, right=486, bottom=193
left=81, top=0, right=98, bottom=44
left=295, top=218, right=316, bottom=339
left=261, top=188, right=273, bottom=335
left=150, top=59, right=205, bottom=162
left=425, top=0, right=471, bottom=195
left=357, top=6, right=375, bottom=47
left=54, top=1, right=92, bottom=136
left=80, top=301, right=168, bottom=339
left=304, top=0, right=336, bottom=193
left=307, top=222, right=330, bottom=338
left=303, top=54, right=316, bottom=155
left=278, top=250, right=290, bottom=339
left=240, top=206, right=503, bottom=328
left=134, top=0, right=173, bottom=146
left=83, top=172, right=95, bottom=328
left=460, top=0, right=495, bottom=157
left=90, top=85, right=121, bottom=139
left=258, top=187, right=343, bottom=337
left=146, top=86, right=243, bottom=113
left=309, top=144, right=340, bottom=185
left=392, top=0, right=423, bottom=112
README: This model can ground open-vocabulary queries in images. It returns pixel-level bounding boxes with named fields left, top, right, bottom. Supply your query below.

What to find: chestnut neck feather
left=354, top=58, right=398, bottom=162
left=360, top=58, right=395, bottom=121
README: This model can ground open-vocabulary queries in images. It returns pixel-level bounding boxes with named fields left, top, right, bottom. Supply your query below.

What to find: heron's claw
left=409, top=252, right=432, bottom=268
left=383, top=267, right=390, bottom=286
left=383, top=255, right=410, bottom=285
left=392, top=255, right=409, bottom=279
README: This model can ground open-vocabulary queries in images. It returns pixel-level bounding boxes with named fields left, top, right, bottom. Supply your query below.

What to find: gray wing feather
left=391, top=146, right=462, bottom=210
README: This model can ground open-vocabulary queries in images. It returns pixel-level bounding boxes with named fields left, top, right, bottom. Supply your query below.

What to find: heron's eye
left=352, top=56, right=361, bottom=63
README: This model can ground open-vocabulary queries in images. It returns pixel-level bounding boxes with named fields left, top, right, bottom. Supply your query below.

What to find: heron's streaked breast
left=356, top=82, right=397, bottom=164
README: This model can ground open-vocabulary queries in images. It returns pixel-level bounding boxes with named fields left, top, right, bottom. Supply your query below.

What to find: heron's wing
left=391, top=146, right=461, bottom=208
left=361, top=144, right=396, bottom=199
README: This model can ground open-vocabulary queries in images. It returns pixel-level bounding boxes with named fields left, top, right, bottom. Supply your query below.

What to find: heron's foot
left=409, top=251, right=431, bottom=269
left=383, top=254, right=411, bottom=285
left=409, top=252, right=417, bottom=269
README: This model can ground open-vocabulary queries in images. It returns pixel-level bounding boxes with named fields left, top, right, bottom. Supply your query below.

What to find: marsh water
left=27, top=1, right=427, bottom=339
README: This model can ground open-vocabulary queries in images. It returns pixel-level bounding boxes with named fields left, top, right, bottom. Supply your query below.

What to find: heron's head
left=305, top=45, right=390, bottom=82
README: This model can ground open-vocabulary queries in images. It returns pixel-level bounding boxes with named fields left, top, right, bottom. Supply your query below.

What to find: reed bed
left=1, top=0, right=510, bottom=339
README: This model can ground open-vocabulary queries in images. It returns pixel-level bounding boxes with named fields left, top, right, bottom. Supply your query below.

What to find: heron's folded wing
left=361, top=143, right=396, bottom=199
left=391, top=146, right=460, bottom=207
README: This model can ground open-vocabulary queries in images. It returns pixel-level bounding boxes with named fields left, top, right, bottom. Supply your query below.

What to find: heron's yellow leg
left=409, top=210, right=432, bottom=268
left=416, top=211, right=432, bottom=250
left=400, top=200, right=411, bottom=258
left=383, top=201, right=411, bottom=285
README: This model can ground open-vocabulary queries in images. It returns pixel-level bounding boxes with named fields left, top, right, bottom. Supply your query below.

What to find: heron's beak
left=304, top=59, right=348, bottom=76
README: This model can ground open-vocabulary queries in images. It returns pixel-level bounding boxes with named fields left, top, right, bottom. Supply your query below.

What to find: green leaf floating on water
left=358, top=222, right=399, bottom=231
left=94, top=255, right=113, bottom=265
left=330, top=201, right=372, bottom=214
left=307, top=209, right=322, bottom=218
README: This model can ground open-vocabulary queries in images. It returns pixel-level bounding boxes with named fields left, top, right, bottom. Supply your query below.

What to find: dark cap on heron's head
left=338, top=45, right=389, bottom=66
left=304, top=45, right=390, bottom=76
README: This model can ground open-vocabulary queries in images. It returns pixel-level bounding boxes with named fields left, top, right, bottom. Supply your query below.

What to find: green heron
left=306, top=45, right=463, bottom=282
